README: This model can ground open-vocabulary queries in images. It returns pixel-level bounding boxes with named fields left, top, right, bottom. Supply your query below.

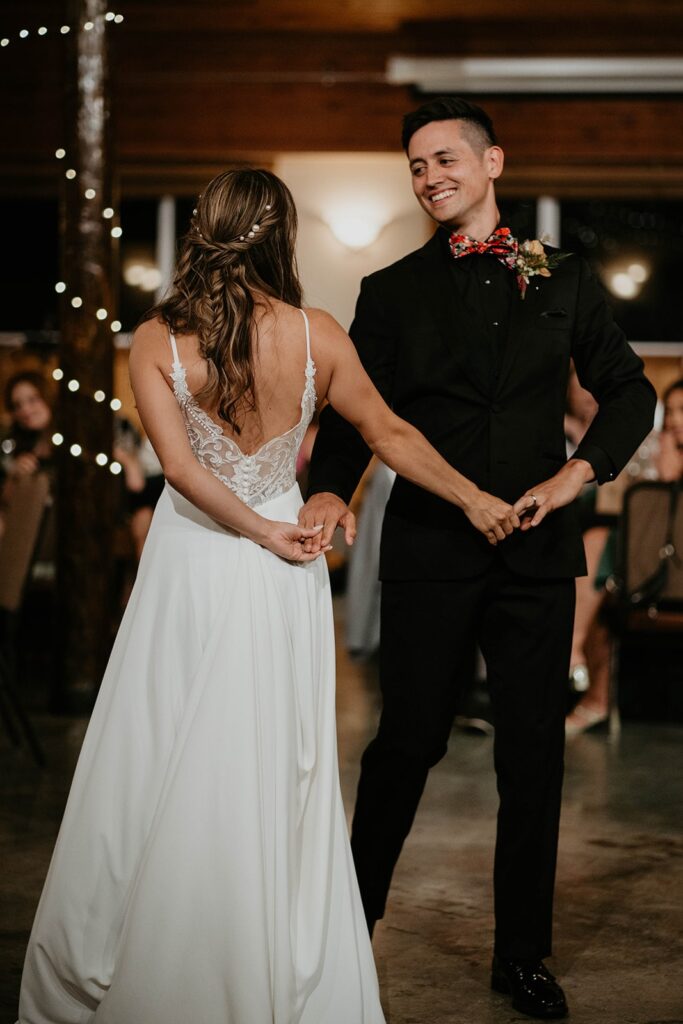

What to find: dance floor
left=1, top=597, right=682, bottom=1024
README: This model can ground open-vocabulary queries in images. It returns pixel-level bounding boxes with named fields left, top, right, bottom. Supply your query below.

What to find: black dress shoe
left=491, top=955, right=568, bottom=1019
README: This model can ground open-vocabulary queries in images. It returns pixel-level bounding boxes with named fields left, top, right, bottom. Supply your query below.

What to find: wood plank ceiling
left=2, top=0, right=683, bottom=196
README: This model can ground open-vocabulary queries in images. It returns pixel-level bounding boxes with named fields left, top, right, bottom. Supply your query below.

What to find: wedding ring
left=530, top=494, right=537, bottom=505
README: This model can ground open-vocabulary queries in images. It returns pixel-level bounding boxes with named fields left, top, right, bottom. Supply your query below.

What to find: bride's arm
left=311, top=311, right=520, bottom=544
left=128, top=324, right=325, bottom=562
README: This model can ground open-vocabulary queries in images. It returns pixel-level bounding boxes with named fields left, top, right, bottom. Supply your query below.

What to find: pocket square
left=540, top=308, right=568, bottom=318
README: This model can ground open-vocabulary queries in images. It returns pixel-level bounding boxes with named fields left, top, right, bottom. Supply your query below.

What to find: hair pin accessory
left=265, top=204, right=272, bottom=211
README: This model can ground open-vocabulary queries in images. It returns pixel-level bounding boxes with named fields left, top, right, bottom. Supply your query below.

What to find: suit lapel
left=414, top=234, right=492, bottom=398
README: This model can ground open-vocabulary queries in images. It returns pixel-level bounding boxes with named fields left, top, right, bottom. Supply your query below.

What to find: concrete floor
left=2, top=598, right=683, bottom=1024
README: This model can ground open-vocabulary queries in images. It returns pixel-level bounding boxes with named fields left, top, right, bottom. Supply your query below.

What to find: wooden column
left=55, top=0, right=117, bottom=710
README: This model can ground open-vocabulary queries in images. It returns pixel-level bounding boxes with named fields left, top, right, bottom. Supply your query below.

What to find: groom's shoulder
left=363, top=234, right=437, bottom=291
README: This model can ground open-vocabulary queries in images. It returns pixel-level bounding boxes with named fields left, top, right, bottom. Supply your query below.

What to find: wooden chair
left=0, top=471, right=52, bottom=765
left=606, top=481, right=683, bottom=736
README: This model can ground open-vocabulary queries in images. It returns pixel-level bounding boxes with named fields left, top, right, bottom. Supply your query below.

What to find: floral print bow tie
left=448, top=225, right=519, bottom=270
left=448, top=226, right=568, bottom=298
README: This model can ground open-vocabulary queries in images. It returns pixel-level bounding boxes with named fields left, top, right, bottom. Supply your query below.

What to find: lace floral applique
left=170, top=359, right=317, bottom=508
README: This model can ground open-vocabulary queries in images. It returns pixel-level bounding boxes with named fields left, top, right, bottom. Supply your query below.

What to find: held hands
left=462, top=488, right=520, bottom=546
left=262, top=521, right=333, bottom=563
left=297, top=492, right=357, bottom=554
left=512, top=459, right=594, bottom=530
left=291, top=462, right=594, bottom=555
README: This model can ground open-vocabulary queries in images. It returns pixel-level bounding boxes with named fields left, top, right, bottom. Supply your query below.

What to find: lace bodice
left=169, top=309, right=317, bottom=508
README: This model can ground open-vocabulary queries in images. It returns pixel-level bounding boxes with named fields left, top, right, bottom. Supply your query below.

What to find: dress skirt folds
left=18, top=482, right=385, bottom=1024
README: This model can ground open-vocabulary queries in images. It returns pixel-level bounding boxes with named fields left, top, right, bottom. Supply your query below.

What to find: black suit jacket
left=308, top=231, right=657, bottom=581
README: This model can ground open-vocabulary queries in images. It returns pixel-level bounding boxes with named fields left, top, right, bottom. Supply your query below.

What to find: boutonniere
left=515, top=238, right=569, bottom=299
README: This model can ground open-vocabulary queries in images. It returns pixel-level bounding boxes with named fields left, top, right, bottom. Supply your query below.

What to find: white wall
left=274, top=153, right=432, bottom=330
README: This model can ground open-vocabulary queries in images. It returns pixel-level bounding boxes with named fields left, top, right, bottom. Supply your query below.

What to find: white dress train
left=18, top=310, right=385, bottom=1024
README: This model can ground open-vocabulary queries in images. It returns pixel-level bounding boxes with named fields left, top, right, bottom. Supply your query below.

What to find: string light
left=0, top=16, right=124, bottom=48
left=4, top=13, right=128, bottom=473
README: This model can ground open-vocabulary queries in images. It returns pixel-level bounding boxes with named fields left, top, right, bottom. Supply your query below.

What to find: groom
left=299, top=97, right=656, bottom=1018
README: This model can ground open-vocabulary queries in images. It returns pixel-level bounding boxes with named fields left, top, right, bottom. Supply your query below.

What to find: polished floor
left=2, top=598, right=682, bottom=1024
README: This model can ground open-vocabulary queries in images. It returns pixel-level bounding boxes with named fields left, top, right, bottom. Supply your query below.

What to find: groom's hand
left=462, top=489, right=520, bottom=545
left=513, top=459, right=594, bottom=530
left=298, top=492, right=357, bottom=553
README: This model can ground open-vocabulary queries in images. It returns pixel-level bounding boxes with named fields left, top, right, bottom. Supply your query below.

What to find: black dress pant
left=350, top=558, right=575, bottom=959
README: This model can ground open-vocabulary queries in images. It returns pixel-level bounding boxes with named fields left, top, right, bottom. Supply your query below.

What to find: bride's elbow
left=162, top=459, right=190, bottom=492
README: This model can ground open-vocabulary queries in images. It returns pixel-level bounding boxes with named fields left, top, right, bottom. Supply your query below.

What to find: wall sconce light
left=326, top=210, right=384, bottom=251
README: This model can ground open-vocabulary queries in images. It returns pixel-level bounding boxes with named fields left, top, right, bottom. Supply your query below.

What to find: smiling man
left=299, top=97, right=656, bottom=1019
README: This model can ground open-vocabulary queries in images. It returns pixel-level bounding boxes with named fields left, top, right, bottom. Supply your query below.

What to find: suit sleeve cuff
left=570, top=443, right=616, bottom=485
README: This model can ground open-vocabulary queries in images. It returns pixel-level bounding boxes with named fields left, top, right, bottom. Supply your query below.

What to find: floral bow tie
left=448, top=226, right=568, bottom=298
left=448, top=225, right=519, bottom=272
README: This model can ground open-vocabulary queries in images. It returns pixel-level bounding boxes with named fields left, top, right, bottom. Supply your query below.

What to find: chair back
left=619, top=481, right=683, bottom=606
left=0, top=471, right=51, bottom=613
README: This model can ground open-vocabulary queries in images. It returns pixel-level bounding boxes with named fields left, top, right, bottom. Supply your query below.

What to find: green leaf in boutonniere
left=515, top=238, right=570, bottom=299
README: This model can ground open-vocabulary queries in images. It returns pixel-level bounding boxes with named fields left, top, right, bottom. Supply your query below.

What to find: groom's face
left=407, top=119, right=502, bottom=229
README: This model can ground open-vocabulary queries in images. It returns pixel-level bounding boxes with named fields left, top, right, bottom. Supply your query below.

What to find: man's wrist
left=566, top=458, right=595, bottom=484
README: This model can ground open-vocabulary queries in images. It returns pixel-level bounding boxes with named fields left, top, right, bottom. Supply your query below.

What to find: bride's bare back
left=161, top=298, right=319, bottom=455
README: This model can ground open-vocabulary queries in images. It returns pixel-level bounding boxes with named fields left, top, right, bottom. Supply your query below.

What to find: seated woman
left=0, top=371, right=55, bottom=540
left=566, top=377, right=683, bottom=734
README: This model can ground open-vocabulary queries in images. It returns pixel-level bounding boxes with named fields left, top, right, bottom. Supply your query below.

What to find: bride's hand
left=262, top=522, right=331, bottom=563
left=462, top=488, right=520, bottom=545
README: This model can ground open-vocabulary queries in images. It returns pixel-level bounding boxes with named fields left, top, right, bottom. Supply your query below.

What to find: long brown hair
left=145, top=169, right=303, bottom=432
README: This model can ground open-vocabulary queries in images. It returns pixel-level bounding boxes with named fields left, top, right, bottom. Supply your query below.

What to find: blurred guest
left=566, top=378, right=683, bottom=734
left=127, top=435, right=165, bottom=560
left=345, top=459, right=395, bottom=659
left=656, top=378, right=683, bottom=482
left=0, top=371, right=54, bottom=539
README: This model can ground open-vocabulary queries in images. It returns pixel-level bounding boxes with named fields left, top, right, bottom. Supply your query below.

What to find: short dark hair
left=4, top=370, right=50, bottom=413
left=663, top=377, right=683, bottom=404
left=401, top=97, right=498, bottom=152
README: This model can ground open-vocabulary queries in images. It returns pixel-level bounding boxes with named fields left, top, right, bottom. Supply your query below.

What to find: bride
left=17, top=169, right=518, bottom=1024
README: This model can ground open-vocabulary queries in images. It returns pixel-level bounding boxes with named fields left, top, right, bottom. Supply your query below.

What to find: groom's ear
left=486, top=146, right=504, bottom=181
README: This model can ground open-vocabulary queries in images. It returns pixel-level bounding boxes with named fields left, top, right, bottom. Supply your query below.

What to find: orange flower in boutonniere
left=515, top=238, right=570, bottom=299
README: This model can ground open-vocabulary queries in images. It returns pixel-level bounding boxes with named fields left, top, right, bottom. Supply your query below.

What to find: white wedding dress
left=18, top=310, right=385, bottom=1024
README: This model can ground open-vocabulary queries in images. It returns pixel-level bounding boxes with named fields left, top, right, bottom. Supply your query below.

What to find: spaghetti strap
left=299, top=308, right=312, bottom=363
left=168, top=330, right=181, bottom=368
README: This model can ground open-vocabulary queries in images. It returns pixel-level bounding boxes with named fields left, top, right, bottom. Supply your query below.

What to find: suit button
left=491, top=403, right=502, bottom=414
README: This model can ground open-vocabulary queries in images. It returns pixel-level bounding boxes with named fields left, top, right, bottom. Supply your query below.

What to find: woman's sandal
left=565, top=703, right=608, bottom=736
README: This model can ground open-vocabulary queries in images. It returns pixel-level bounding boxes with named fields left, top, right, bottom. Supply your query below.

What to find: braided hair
left=144, top=169, right=303, bottom=433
